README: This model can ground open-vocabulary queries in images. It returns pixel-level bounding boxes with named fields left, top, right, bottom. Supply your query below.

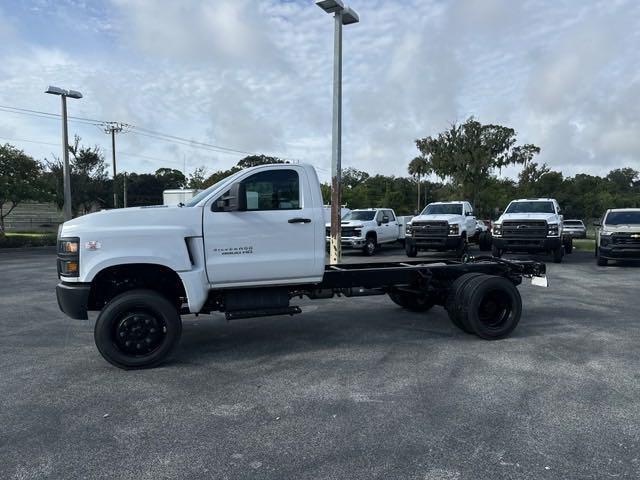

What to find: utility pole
left=123, top=172, right=128, bottom=208
left=104, top=122, right=124, bottom=208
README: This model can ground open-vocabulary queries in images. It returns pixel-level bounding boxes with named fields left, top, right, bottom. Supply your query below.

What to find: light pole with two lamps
left=316, top=0, right=359, bottom=264
left=45, top=86, right=83, bottom=221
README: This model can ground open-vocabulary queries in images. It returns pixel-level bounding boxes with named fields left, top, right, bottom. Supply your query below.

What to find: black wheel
left=363, top=236, right=377, bottom=256
left=459, top=275, right=522, bottom=340
left=597, top=253, right=608, bottom=266
left=455, top=235, right=468, bottom=257
left=491, top=244, right=503, bottom=258
left=552, top=246, right=563, bottom=263
left=479, top=232, right=492, bottom=251
left=94, top=289, right=182, bottom=369
left=445, top=273, right=485, bottom=333
left=405, top=242, right=418, bottom=257
left=564, top=238, right=573, bottom=254
left=388, top=291, right=435, bottom=312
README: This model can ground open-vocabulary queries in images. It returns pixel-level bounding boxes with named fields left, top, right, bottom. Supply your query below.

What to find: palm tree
left=408, top=156, right=430, bottom=213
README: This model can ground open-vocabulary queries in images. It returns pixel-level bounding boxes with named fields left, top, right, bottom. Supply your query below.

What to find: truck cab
left=325, top=208, right=401, bottom=256
left=491, top=198, right=570, bottom=263
left=405, top=201, right=476, bottom=257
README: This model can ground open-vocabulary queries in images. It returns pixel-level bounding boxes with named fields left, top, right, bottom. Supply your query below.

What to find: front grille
left=612, top=233, right=640, bottom=246
left=412, top=221, right=448, bottom=238
left=326, top=226, right=362, bottom=237
left=502, top=220, right=547, bottom=238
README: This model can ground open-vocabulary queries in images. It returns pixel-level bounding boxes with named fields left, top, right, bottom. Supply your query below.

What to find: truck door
left=464, top=203, right=476, bottom=235
left=203, top=167, right=319, bottom=286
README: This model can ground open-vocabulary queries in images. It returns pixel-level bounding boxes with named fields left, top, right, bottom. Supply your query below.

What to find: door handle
left=288, top=217, right=312, bottom=224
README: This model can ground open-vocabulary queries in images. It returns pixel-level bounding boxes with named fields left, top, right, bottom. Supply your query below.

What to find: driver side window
left=242, top=169, right=300, bottom=211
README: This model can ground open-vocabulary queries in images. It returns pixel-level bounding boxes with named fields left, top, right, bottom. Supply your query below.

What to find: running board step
left=225, top=306, right=302, bottom=321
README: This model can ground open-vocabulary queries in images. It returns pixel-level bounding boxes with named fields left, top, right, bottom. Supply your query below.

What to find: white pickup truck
left=405, top=201, right=478, bottom=257
left=491, top=198, right=571, bottom=263
left=325, top=208, right=401, bottom=255
left=56, top=163, right=546, bottom=369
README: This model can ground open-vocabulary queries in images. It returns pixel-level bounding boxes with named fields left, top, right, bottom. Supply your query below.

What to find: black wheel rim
left=477, top=289, right=512, bottom=330
left=114, top=310, right=167, bottom=356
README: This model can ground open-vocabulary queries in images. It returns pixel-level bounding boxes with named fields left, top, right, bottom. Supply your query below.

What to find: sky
left=0, top=0, right=638, bottom=182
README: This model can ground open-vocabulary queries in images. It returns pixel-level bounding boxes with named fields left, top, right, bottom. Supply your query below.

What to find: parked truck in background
left=405, top=201, right=478, bottom=258
left=55, top=163, right=546, bottom=369
left=594, top=208, right=640, bottom=266
left=491, top=198, right=572, bottom=263
left=326, top=208, right=402, bottom=255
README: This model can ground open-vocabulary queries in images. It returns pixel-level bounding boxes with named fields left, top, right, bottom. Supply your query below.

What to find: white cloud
left=0, top=0, right=638, bottom=181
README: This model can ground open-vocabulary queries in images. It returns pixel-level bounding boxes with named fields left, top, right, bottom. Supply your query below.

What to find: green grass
left=572, top=238, right=595, bottom=252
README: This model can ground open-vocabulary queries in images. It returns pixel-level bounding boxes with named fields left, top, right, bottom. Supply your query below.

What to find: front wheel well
left=88, top=264, right=187, bottom=311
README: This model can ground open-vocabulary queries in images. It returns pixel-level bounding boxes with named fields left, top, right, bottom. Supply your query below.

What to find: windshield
left=421, top=204, right=463, bottom=215
left=505, top=201, right=555, bottom=214
left=564, top=220, right=584, bottom=226
left=183, top=170, right=245, bottom=207
left=605, top=211, right=640, bottom=225
left=342, top=211, right=376, bottom=221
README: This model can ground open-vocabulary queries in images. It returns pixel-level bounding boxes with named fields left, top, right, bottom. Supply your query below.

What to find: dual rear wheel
left=388, top=273, right=522, bottom=340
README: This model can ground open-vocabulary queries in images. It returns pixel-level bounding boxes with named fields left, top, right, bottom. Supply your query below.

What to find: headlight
left=548, top=224, right=559, bottom=237
left=448, top=223, right=459, bottom=236
left=58, top=239, right=79, bottom=254
left=600, top=230, right=613, bottom=236
left=493, top=224, right=502, bottom=236
left=354, top=228, right=362, bottom=237
left=406, top=224, right=413, bottom=235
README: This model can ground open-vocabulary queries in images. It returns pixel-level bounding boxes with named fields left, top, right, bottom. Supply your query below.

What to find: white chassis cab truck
left=405, top=201, right=478, bottom=258
left=491, top=198, right=572, bottom=264
left=325, top=208, right=401, bottom=256
left=56, top=164, right=546, bottom=369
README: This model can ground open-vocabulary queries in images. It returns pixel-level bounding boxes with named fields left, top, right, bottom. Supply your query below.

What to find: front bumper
left=56, top=282, right=91, bottom=320
left=406, top=236, right=461, bottom=250
left=493, top=236, right=562, bottom=252
left=598, top=245, right=640, bottom=260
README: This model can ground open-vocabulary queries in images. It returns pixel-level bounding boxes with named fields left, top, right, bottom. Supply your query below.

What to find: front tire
left=564, top=238, right=573, bottom=254
left=552, top=246, right=564, bottom=263
left=405, top=242, right=418, bottom=257
left=492, top=244, right=503, bottom=258
left=455, top=235, right=468, bottom=258
left=363, top=236, right=377, bottom=256
left=94, top=289, right=182, bottom=370
left=597, top=252, right=608, bottom=266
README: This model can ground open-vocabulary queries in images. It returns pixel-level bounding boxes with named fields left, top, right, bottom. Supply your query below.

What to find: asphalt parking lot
left=1, top=246, right=639, bottom=479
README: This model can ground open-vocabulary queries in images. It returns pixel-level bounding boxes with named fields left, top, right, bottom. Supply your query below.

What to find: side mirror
left=382, top=216, right=389, bottom=224
left=465, top=211, right=472, bottom=216
left=214, top=182, right=246, bottom=212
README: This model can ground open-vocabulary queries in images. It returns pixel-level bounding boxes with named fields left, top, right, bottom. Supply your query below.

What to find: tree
left=155, top=168, right=186, bottom=190
left=46, top=135, right=109, bottom=215
left=188, top=166, right=208, bottom=189
left=236, top=154, right=285, bottom=169
left=415, top=117, right=540, bottom=208
left=0, top=144, right=49, bottom=234
left=407, top=156, right=430, bottom=213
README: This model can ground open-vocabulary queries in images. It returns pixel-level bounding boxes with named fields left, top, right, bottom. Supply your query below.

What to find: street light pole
left=45, top=86, right=82, bottom=222
left=60, top=95, right=72, bottom=221
left=316, top=0, right=359, bottom=265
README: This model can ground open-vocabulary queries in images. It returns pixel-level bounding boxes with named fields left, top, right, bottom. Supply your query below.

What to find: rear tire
left=445, top=273, right=485, bottom=334
left=564, top=238, right=573, bottom=254
left=479, top=232, right=492, bottom=251
left=459, top=275, right=522, bottom=340
left=94, top=289, right=182, bottom=370
left=388, top=291, right=435, bottom=312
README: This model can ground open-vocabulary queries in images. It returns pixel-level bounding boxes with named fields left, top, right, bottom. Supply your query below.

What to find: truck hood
left=60, top=205, right=203, bottom=237
left=497, top=213, right=558, bottom=224
left=410, top=214, right=464, bottom=224
left=603, top=224, right=640, bottom=233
